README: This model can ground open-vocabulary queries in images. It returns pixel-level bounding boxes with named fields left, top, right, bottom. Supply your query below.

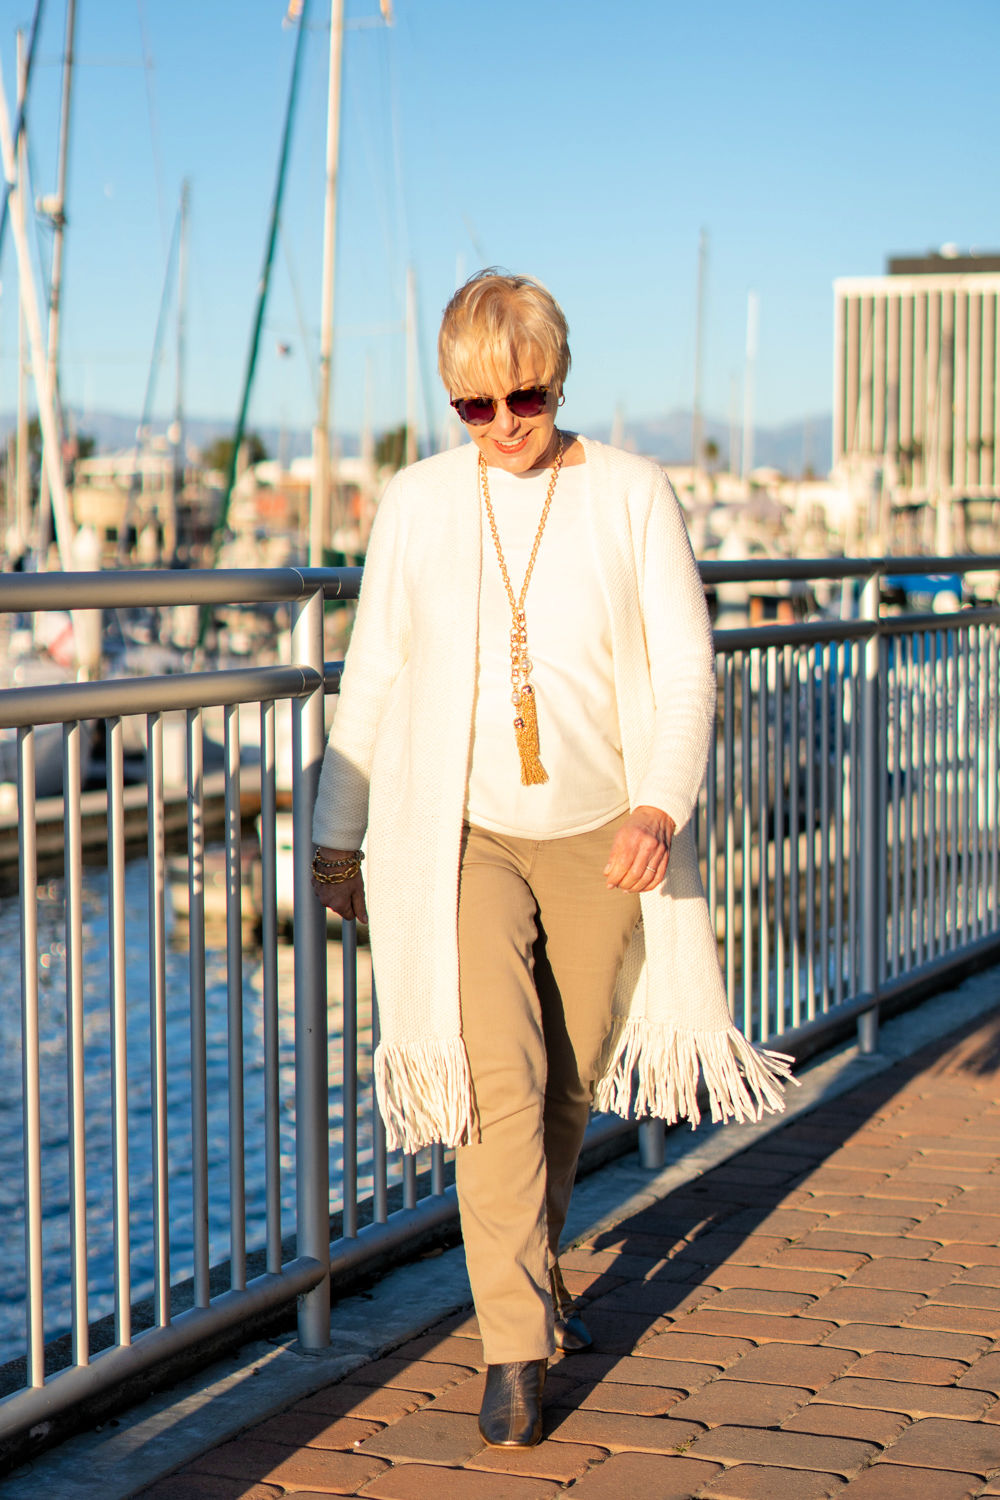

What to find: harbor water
left=0, top=853, right=376, bottom=1369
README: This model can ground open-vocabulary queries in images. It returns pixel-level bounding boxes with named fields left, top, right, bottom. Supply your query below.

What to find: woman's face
left=454, top=350, right=561, bottom=474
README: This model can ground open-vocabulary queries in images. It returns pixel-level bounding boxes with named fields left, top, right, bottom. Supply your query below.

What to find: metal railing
left=0, top=555, right=999, bottom=1460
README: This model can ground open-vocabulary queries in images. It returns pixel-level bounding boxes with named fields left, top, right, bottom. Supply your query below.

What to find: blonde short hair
left=438, top=269, right=571, bottom=398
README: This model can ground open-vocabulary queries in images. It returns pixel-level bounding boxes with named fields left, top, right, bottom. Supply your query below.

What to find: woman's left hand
left=604, top=805, right=676, bottom=892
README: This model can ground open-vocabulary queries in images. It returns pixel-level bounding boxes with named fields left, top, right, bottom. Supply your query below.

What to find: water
left=0, top=856, right=375, bottom=1368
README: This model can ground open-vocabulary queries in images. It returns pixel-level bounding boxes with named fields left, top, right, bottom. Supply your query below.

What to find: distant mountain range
left=0, top=406, right=834, bottom=479
left=595, top=410, right=834, bottom=477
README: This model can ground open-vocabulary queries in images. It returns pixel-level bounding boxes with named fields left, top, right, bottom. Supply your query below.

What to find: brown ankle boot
left=478, top=1359, right=546, bottom=1447
left=550, top=1261, right=593, bottom=1352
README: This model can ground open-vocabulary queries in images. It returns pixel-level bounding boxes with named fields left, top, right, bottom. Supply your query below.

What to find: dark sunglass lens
left=506, top=386, right=547, bottom=418
left=456, top=396, right=497, bottom=425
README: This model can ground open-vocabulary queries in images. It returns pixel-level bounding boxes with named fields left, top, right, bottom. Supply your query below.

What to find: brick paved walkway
left=144, top=1006, right=1000, bottom=1500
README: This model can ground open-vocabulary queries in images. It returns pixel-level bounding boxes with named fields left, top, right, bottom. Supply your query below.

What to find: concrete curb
left=5, top=962, right=1000, bottom=1499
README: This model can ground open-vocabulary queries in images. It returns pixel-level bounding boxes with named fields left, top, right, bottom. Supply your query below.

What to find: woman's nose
left=493, top=399, right=519, bottom=434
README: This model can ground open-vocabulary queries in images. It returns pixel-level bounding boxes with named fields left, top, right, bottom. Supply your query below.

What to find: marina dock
left=0, top=770, right=263, bottom=895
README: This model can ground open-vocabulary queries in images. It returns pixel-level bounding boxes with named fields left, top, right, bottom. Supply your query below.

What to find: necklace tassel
left=513, top=684, right=548, bottom=785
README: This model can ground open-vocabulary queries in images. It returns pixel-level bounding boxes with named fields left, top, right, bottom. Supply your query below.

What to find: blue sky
left=2, top=0, right=997, bottom=453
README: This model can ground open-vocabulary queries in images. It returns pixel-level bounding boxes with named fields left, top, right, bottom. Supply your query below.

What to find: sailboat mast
left=0, top=56, right=75, bottom=567
left=38, top=0, right=78, bottom=555
left=168, top=177, right=190, bottom=562
left=741, top=290, right=758, bottom=487
left=405, top=266, right=418, bottom=467
left=691, top=227, right=707, bottom=486
left=310, top=0, right=345, bottom=567
left=15, top=32, right=29, bottom=554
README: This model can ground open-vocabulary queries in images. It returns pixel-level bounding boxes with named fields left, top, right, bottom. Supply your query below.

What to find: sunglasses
left=450, top=385, right=550, bottom=426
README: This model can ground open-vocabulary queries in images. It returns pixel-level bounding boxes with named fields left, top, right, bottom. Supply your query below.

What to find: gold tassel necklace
left=479, top=434, right=564, bottom=786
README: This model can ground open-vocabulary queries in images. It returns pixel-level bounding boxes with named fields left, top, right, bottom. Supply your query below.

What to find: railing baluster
left=342, top=916, right=359, bottom=1239
left=847, top=641, right=860, bottom=994
left=942, top=628, right=951, bottom=949
left=915, top=633, right=926, bottom=964
left=989, top=621, right=995, bottom=924
left=833, top=642, right=845, bottom=1007
left=890, top=636, right=902, bottom=976
left=106, top=715, right=132, bottom=1344
left=259, top=699, right=282, bottom=1274
left=224, top=703, right=247, bottom=1290
left=372, top=984, right=388, bottom=1224
left=904, top=632, right=912, bottom=961
left=18, top=728, right=44, bottom=1385
left=724, top=658, right=736, bottom=1014
left=187, top=706, right=210, bottom=1307
left=858, top=573, right=879, bottom=1052
left=757, top=648, right=769, bottom=1040
left=741, top=653, right=753, bottom=1036
left=147, top=711, right=170, bottom=1325
left=789, top=646, right=801, bottom=1025
left=403, top=1153, right=418, bottom=1212
left=773, top=647, right=786, bottom=1035
left=706, top=689, right=718, bottom=953
left=63, top=721, right=89, bottom=1365
left=805, top=641, right=817, bottom=1021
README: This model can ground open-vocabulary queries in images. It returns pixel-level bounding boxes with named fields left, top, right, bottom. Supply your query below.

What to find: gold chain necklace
left=479, top=433, right=564, bottom=785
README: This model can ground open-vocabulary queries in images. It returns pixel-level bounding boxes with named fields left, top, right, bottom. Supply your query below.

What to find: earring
left=558, top=394, right=566, bottom=407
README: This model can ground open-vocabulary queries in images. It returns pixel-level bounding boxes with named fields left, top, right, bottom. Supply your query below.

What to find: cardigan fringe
left=593, top=1016, right=797, bottom=1129
left=375, top=1037, right=479, bottom=1154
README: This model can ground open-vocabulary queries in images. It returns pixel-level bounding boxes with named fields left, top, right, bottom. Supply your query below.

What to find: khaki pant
left=455, top=814, right=639, bottom=1363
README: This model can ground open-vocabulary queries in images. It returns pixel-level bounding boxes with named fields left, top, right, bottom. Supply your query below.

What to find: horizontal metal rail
left=0, top=565, right=363, bottom=612
left=0, top=556, right=998, bottom=1466
left=0, top=665, right=324, bottom=728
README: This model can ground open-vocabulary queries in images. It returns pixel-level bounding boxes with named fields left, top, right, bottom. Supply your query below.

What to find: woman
left=312, top=270, right=792, bottom=1448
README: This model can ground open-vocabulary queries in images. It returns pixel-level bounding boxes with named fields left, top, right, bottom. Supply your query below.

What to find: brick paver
left=665, top=1378, right=812, bottom=1427
left=553, top=1451, right=722, bottom=1499
left=697, top=1464, right=846, bottom=1498
left=837, top=1463, right=983, bottom=1497
left=463, top=1440, right=605, bottom=1482
left=812, top=1374, right=992, bottom=1419
left=878, top=1414, right=1000, bottom=1473
left=357, top=1467, right=559, bottom=1499
left=684, top=1423, right=878, bottom=1473
left=780, top=1401, right=910, bottom=1444
left=145, top=1004, right=1000, bottom=1499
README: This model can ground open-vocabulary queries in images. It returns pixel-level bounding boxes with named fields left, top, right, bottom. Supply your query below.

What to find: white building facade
left=834, top=253, right=1000, bottom=551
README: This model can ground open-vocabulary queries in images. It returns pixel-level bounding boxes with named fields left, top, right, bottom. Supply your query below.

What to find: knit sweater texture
left=313, top=436, right=793, bottom=1152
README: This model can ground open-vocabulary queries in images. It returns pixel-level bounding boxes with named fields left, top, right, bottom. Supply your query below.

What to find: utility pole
left=310, top=0, right=345, bottom=566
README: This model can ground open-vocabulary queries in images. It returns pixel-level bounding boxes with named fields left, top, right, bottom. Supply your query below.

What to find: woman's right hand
left=311, top=847, right=369, bottom=924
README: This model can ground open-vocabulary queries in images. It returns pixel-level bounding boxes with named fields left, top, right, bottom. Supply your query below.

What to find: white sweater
left=466, top=462, right=628, bottom=837
left=313, top=436, right=792, bottom=1152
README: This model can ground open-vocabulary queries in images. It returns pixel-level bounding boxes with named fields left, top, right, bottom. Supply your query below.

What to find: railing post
left=292, top=581, right=331, bottom=1348
left=858, top=569, right=882, bottom=1054
left=638, top=1119, right=666, bottom=1170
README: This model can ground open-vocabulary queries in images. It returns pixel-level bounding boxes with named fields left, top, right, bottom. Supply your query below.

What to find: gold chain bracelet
left=311, top=848, right=364, bottom=883
left=312, top=859, right=363, bottom=885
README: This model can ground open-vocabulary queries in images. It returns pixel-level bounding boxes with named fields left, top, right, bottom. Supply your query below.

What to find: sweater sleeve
left=632, top=473, right=716, bottom=829
left=311, top=476, right=411, bottom=849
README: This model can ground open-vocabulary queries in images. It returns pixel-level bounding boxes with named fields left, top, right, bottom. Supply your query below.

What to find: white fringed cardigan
left=313, top=436, right=793, bottom=1152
